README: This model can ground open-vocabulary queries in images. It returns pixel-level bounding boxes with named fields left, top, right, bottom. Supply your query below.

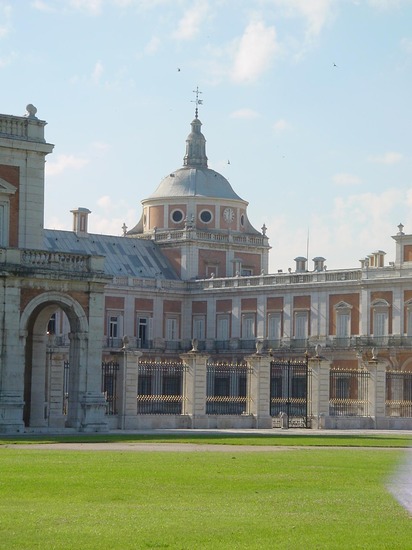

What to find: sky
left=1, top=0, right=412, bottom=273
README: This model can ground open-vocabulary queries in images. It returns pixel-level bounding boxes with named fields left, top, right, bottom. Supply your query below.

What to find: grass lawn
left=0, top=442, right=411, bottom=549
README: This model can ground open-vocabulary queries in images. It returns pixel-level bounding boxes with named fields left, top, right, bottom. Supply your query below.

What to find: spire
left=183, top=87, right=208, bottom=168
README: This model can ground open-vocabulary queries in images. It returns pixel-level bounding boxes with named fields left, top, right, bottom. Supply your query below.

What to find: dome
left=147, top=166, right=243, bottom=201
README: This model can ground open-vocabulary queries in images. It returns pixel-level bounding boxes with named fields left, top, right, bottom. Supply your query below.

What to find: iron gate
left=270, top=357, right=311, bottom=428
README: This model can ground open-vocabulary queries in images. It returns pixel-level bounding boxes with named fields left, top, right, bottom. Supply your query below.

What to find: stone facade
left=1, top=105, right=412, bottom=433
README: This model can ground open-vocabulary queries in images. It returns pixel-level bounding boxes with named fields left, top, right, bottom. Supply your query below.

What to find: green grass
left=0, top=446, right=411, bottom=549
left=1, top=431, right=411, bottom=447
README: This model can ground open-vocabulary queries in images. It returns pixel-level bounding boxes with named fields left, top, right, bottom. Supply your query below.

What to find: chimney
left=294, top=256, right=307, bottom=273
left=312, top=257, right=326, bottom=272
left=71, top=207, right=91, bottom=237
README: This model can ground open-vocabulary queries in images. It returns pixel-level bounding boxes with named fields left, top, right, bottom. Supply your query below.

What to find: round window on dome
left=199, top=210, right=213, bottom=224
left=171, top=209, right=184, bottom=223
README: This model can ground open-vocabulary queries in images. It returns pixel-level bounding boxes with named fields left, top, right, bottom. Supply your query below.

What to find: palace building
left=1, top=102, right=412, bottom=433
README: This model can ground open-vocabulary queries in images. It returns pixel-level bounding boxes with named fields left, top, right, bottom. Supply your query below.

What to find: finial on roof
left=191, top=86, right=203, bottom=119
left=397, top=223, right=405, bottom=236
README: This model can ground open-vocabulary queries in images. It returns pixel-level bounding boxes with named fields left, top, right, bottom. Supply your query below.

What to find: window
left=268, top=313, right=282, bottom=340
left=137, top=316, right=152, bottom=347
left=241, top=268, right=253, bottom=276
left=47, top=313, right=56, bottom=335
left=217, top=315, right=230, bottom=340
left=294, top=311, right=308, bottom=339
left=242, top=314, right=255, bottom=339
left=0, top=204, right=4, bottom=246
left=199, top=210, right=213, bottom=223
left=166, top=317, right=178, bottom=340
left=206, top=265, right=218, bottom=278
left=193, top=316, right=205, bottom=340
left=0, top=178, right=17, bottom=247
left=334, top=301, right=352, bottom=338
left=371, top=300, right=389, bottom=338
left=108, top=316, right=119, bottom=338
left=171, top=209, right=184, bottom=223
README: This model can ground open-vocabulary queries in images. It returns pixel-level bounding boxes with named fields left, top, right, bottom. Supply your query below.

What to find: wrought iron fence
left=270, top=358, right=311, bottom=428
left=63, top=361, right=120, bottom=415
left=63, top=361, right=69, bottom=415
left=329, top=368, right=370, bottom=417
left=137, top=361, right=185, bottom=414
left=102, top=361, right=120, bottom=415
left=386, top=370, right=412, bottom=417
left=206, top=361, right=250, bottom=415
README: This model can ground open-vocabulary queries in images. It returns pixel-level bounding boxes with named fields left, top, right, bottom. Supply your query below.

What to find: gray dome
left=147, top=167, right=243, bottom=201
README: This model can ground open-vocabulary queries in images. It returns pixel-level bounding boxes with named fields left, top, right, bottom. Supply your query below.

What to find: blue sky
left=1, top=0, right=412, bottom=272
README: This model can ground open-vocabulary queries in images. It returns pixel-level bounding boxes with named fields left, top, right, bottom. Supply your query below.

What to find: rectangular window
left=408, top=309, right=412, bottom=337
left=0, top=204, right=4, bottom=246
left=336, top=313, right=350, bottom=338
left=374, top=311, right=388, bottom=337
left=268, top=313, right=281, bottom=340
left=137, top=316, right=152, bottom=346
left=242, top=314, right=255, bottom=339
left=216, top=315, right=230, bottom=340
left=108, top=316, right=118, bottom=338
left=294, top=312, right=308, bottom=339
left=166, top=317, right=178, bottom=340
left=193, top=316, right=205, bottom=340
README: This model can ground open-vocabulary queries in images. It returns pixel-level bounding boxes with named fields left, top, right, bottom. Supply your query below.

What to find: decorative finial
left=25, top=104, right=38, bottom=118
left=191, top=86, right=203, bottom=118
left=261, top=223, right=267, bottom=236
left=397, top=223, right=404, bottom=236
left=122, top=223, right=128, bottom=236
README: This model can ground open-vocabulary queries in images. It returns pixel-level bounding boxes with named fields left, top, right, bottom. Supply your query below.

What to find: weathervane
left=191, top=86, right=203, bottom=118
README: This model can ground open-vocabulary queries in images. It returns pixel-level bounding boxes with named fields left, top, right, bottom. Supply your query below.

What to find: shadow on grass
left=1, top=431, right=411, bottom=448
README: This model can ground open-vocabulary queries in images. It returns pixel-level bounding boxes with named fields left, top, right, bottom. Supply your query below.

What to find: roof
left=146, top=167, right=244, bottom=201
left=43, top=229, right=179, bottom=280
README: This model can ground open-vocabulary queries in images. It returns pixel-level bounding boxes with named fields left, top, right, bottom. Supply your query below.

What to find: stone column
left=0, top=282, right=25, bottom=433
left=309, top=356, right=331, bottom=429
left=116, top=349, right=142, bottom=430
left=180, top=351, right=209, bottom=428
left=245, top=353, right=272, bottom=429
left=365, top=359, right=386, bottom=428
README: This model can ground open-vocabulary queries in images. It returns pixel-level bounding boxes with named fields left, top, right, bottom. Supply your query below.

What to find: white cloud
left=31, top=1, right=56, bottom=13
left=0, top=4, right=12, bottom=39
left=274, top=0, right=335, bottom=39
left=332, top=172, right=362, bottom=186
left=231, top=20, right=279, bottom=84
left=46, top=154, right=89, bottom=177
left=401, top=37, right=412, bottom=54
left=69, top=0, right=103, bottom=15
left=91, top=60, right=104, bottom=84
left=367, top=152, right=403, bottom=164
left=97, top=195, right=112, bottom=209
left=230, top=108, right=260, bottom=120
left=0, top=51, right=16, bottom=68
left=144, top=36, right=161, bottom=55
left=172, top=0, right=209, bottom=41
left=273, top=119, right=290, bottom=132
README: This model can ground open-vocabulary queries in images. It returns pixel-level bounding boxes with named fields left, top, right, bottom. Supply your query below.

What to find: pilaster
left=245, top=353, right=272, bottom=428
left=309, top=357, right=331, bottom=429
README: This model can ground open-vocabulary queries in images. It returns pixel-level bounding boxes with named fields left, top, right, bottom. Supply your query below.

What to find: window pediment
left=0, top=178, right=17, bottom=196
left=334, top=300, right=353, bottom=311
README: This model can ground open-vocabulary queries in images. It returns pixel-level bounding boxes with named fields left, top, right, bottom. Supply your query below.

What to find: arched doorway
left=20, top=291, right=107, bottom=431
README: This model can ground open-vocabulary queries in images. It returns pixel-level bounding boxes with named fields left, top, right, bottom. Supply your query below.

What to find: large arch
left=19, top=291, right=107, bottom=431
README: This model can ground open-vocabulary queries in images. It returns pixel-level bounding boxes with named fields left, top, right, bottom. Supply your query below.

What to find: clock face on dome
left=223, top=207, right=235, bottom=223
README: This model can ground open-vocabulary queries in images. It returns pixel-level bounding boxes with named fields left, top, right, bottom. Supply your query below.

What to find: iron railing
left=102, top=361, right=120, bottom=415
left=386, top=370, right=412, bottom=417
left=270, top=358, right=311, bottom=428
left=137, top=361, right=185, bottom=414
left=329, top=368, right=370, bottom=416
left=206, top=361, right=250, bottom=415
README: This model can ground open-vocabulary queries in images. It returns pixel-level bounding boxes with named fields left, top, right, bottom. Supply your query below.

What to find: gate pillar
left=365, top=359, right=386, bottom=428
left=0, top=283, right=25, bottom=433
left=246, top=353, right=272, bottom=429
left=66, top=331, right=108, bottom=432
left=180, top=351, right=209, bottom=428
left=116, top=349, right=142, bottom=430
left=309, top=357, right=331, bottom=429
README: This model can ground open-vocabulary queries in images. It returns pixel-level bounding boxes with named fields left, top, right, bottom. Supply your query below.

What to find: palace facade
left=1, top=104, right=412, bottom=433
